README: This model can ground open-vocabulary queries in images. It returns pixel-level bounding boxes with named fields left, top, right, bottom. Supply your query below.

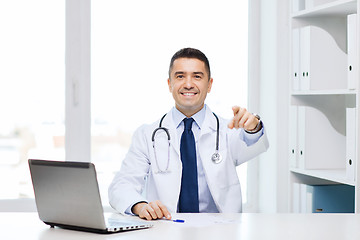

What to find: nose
left=184, top=76, right=193, bottom=89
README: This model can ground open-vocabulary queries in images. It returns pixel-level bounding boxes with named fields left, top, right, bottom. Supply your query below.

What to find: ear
left=207, top=78, right=213, bottom=93
left=167, top=78, right=172, bottom=92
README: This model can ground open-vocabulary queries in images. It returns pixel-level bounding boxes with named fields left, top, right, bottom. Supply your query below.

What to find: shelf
left=289, top=0, right=359, bottom=214
left=291, top=0, right=356, bottom=52
left=290, top=168, right=355, bottom=186
left=291, top=92, right=356, bottom=109
left=292, top=0, right=357, bottom=18
left=291, top=89, right=356, bottom=96
left=291, top=93, right=355, bottom=135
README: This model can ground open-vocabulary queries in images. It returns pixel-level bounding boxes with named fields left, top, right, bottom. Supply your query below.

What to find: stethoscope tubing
left=151, top=112, right=221, bottom=173
left=155, top=112, right=220, bottom=150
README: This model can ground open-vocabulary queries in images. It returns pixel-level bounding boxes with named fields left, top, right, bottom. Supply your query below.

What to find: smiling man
left=109, top=48, right=269, bottom=220
left=168, top=53, right=213, bottom=118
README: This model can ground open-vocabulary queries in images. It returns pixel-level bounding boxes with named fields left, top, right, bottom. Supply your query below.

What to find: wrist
left=131, top=201, right=148, bottom=215
left=245, top=114, right=262, bottom=134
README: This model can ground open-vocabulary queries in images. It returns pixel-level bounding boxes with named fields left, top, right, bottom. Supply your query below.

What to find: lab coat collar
left=171, top=105, right=207, bottom=130
left=200, top=105, right=218, bottom=136
left=168, top=105, right=217, bottom=135
left=159, top=105, right=218, bottom=155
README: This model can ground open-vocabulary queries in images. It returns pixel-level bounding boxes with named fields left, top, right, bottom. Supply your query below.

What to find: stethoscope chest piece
left=211, top=152, right=222, bottom=164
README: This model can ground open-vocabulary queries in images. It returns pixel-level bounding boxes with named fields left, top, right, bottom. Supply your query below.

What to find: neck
left=175, top=104, right=204, bottom=118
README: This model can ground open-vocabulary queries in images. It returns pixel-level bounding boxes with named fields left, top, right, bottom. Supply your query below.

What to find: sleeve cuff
left=125, top=201, right=148, bottom=215
left=242, top=125, right=264, bottom=146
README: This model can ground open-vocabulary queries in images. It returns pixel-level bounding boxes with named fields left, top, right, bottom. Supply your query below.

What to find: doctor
left=109, top=48, right=269, bottom=220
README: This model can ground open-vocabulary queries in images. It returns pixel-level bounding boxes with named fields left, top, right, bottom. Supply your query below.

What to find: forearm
left=229, top=126, right=269, bottom=166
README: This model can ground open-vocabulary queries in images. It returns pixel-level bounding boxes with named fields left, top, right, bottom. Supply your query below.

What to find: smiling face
left=168, top=58, right=213, bottom=117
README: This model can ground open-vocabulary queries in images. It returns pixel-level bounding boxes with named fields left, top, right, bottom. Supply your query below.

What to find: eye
left=176, top=75, right=184, bottom=79
left=194, top=75, right=202, bottom=79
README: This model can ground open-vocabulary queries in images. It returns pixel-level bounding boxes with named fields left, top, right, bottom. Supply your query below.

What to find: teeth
left=183, top=93, right=195, bottom=96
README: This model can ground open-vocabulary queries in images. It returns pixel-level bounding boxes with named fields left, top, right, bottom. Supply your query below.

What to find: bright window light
left=0, top=0, right=65, bottom=199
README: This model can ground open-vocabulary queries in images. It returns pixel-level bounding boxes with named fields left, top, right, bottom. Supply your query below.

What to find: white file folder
left=346, top=108, right=356, bottom=182
left=298, top=106, right=346, bottom=169
left=305, top=0, right=335, bottom=9
left=299, top=27, right=310, bottom=90
left=299, top=26, right=347, bottom=91
left=292, top=0, right=305, bottom=12
left=292, top=29, right=300, bottom=91
left=292, top=182, right=301, bottom=212
left=347, top=14, right=357, bottom=90
left=289, top=106, right=298, bottom=168
left=298, top=106, right=306, bottom=169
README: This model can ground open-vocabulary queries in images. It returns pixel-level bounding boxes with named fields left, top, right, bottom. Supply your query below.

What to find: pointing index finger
left=228, top=106, right=240, bottom=129
left=232, top=106, right=240, bottom=115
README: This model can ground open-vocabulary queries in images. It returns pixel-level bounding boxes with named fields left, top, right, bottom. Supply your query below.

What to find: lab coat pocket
left=217, top=182, right=242, bottom=212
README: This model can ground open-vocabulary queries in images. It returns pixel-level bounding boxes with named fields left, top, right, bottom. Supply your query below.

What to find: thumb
left=228, top=120, right=234, bottom=129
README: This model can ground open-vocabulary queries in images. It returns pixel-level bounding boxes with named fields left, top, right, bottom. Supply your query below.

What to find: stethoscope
left=151, top=112, right=222, bottom=174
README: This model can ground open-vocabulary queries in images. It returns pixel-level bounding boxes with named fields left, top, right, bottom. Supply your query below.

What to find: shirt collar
left=172, top=105, right=207, bottom=129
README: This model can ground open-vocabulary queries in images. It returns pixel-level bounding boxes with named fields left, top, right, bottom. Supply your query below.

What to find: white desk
left=2, top=212, right=360, bottom=239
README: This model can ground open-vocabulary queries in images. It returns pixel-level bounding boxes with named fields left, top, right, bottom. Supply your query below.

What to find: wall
left=247, top=0, right=290, bottom=213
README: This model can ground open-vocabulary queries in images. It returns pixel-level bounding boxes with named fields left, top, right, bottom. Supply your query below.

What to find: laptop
left=28, top=159, right=153, bottom=233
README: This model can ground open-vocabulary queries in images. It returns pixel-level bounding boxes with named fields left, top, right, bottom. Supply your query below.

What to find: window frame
left=65, top=0, right=91, bottom=162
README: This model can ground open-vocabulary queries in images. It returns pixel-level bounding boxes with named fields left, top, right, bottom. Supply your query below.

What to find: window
left=0, top=0, right=249, bottom=208
left=0, top=1, right=65, bottom=199
left=91, top=0, right=249, bottom=206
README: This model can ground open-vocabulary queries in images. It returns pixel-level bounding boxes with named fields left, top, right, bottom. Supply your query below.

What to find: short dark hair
left=168, top=48, right=211, bottom=80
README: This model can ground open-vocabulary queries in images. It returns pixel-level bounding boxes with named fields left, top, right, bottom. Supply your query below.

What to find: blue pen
left=172, top=219, right=185, bottom=223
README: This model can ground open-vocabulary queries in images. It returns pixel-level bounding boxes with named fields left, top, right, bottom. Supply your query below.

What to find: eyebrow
left=193, top=72, right=204, bottom=76
left=174, top=71, right=185, bottom=75
left=174, top=71, right=204, bottom=76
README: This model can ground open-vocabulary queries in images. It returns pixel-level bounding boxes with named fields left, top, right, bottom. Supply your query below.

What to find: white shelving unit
left=289, top=0, right=360, bottom=213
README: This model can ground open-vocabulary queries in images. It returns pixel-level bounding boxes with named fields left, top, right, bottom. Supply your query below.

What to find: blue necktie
left=178, top=118, right=199, bottom=213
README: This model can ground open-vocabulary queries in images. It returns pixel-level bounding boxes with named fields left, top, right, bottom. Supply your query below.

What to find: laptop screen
left=28, top=159, right=107, bottom=230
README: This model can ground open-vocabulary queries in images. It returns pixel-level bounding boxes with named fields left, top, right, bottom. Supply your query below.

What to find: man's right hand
left=132, top=200, right=172, bottom=221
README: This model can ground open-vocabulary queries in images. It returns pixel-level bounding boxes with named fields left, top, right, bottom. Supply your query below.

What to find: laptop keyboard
left=107, top=218, right=135, bottom=227
left=106, top=218, right=151, bottom=231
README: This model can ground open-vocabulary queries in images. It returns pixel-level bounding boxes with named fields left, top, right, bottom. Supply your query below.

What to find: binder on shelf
left=299, top=183, right=312, bottom=213
left=297, top=106, right=346, bottom=169
left=289, top=106, right=298, bottom=168
left=304, top=0, right=313, bottom=9
left=299, top=26, right=310, bottom=90
left=307, top=185, right=355, bottom=213
left=305, top=0, right=335, bottom=9
left=292, top=182, right=301, bottom=212
left=299, top=26, right=347, bottom=91
left=346, top=108, right=356, bottom=182
left=347, top=14, right=357, bottom=90
left=292, top=0, right=305, bottom=12
left=292, top=29, right=300, bottom=91
left=297, top=106, right=306, bottom=169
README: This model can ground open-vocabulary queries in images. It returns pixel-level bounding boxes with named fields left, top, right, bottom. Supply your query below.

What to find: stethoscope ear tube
left=151, top=127, right=170, bottom=142
left=152, top=116, right=171, bottom=173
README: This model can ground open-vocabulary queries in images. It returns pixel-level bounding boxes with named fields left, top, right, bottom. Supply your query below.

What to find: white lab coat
left=108, top=106, right=269, bottom=214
